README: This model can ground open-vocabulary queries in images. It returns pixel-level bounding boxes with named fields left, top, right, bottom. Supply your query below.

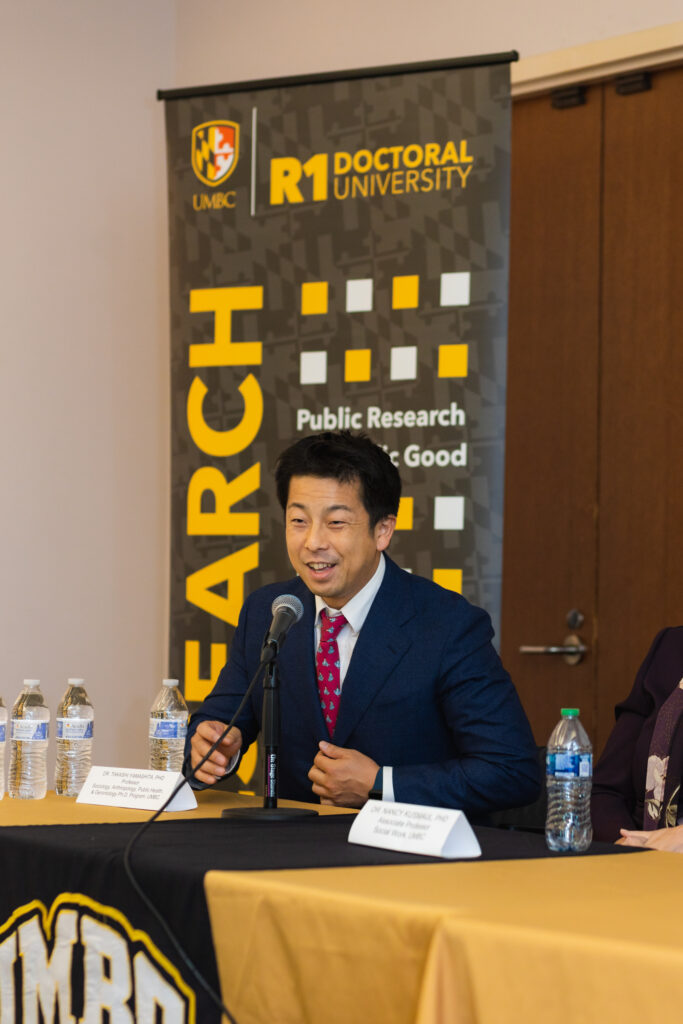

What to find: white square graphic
left=390, top=346, right=417, bottom=381
left=346, top=279, right=373, bottom=312
left=434, top=496, right=465, bottom=531
left=300, top=351, right=327, bottom=385
left=440, top=272, right=471, bottom=307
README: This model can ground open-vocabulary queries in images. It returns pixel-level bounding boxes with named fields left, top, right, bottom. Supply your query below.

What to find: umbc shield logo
left=192, top=120, right=239, bottom=187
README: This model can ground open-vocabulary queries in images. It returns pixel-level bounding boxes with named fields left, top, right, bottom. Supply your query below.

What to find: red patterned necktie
left=317, top=608, right=347, bottom=736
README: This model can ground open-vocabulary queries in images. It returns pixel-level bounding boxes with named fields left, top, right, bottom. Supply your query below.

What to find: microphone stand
left=222, top=651, right=318, bottom=822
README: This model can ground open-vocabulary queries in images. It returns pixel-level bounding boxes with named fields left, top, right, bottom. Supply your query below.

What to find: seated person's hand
left=618, top=825, right=683, bottom=852
left=190, top=721, right=242, bottom=785
left=308, top=740, right=379, bottom=808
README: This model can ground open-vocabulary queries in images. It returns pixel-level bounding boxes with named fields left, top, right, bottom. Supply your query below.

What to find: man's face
left=285, top=475, right=396, bottom=609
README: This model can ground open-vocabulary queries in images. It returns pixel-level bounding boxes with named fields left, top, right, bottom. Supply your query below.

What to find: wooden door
left=502, top=66, right=683, bottom=754
left=501, top=87, right=602, bottom=745
left=597, top=66, right=683, bottom=752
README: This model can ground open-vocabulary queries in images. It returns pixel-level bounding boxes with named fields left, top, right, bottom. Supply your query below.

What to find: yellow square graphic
left=392, top=275, right=419, bottom=309
left=438, top=344, right=468, bottom=378
left=344, top=349, right=371, bottom=382
left=433, top=568, right=463, bottom=594
left=395, top=496, right=414, bottom=530
left=301, top=281, right=328, bottom=315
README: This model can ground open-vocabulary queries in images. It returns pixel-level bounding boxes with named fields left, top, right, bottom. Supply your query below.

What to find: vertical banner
left=163, top=56, right=513, bottom=790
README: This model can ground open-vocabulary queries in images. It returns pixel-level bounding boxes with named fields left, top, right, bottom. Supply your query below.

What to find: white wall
left=0, top=1, right=174, bottom=772
left=173, top=0, right=682, bottom=85
left=1, top=0, right=679, bottom=779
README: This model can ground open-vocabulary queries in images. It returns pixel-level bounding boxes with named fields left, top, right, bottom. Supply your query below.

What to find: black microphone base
left=221, top=806, right=319, bottom=822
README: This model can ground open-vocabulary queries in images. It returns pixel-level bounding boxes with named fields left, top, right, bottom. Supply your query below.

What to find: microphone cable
left=122, top=658, right=270, bottom=1024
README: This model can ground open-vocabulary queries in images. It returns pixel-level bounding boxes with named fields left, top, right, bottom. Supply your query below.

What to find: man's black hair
left=275, top=430, right=401, bottom=528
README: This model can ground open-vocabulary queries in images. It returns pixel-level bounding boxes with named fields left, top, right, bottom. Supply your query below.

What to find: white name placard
left=348, top=800, right=481, bottom=859
left=76, top=766, right=197, bottom=812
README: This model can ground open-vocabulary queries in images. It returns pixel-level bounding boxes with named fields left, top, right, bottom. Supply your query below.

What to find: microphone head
left=271, top=593, right=304, bottom=623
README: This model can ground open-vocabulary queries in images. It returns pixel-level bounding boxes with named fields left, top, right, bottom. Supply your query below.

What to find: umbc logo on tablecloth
left=0, top=893, right=196, bottom=1022
left=192, top=120, right=239, bottom=187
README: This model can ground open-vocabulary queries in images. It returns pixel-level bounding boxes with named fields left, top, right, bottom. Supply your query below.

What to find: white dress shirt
left=314, top=553, right=394, bottom=800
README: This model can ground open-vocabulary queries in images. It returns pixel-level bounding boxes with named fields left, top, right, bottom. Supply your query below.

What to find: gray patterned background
left=164, top=61, right=511, bottom=723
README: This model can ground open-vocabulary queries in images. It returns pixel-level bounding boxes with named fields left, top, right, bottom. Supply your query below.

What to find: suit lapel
left=332, top=558, right=414, bottom=746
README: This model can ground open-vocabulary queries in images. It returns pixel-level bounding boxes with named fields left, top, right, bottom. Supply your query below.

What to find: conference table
left=1, top=789, right=681, bottom=1024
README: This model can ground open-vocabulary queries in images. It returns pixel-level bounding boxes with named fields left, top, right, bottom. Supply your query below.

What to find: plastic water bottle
left=149, top=679, right=188, bottom=772
left=0, top=697, right=7, bottom=800
left=55, top=678, right=94, bottom=796
left=9, top=680, right=50, bottom=800
left=545, top=708, right=593, bottom=851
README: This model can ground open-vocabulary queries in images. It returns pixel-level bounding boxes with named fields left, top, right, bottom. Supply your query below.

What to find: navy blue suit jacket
left=185, top=556, right=540, bottom=812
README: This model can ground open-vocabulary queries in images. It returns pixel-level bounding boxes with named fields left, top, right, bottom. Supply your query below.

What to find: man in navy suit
left=186, top=431, right=540, bottom=812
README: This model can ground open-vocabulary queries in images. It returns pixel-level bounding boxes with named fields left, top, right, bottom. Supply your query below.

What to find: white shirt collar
left=314, top=553, right=386, bottom=635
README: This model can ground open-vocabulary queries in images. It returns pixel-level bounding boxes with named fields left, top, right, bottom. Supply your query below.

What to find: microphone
left=260, top=594, right=304, bottom=663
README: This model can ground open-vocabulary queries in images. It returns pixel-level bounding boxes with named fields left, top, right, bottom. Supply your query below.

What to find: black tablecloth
left=0, top=815, right=640, bottom=1023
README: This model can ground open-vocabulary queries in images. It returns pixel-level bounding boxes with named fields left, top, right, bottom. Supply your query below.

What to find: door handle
left=519, top=634, right=588, bottom=666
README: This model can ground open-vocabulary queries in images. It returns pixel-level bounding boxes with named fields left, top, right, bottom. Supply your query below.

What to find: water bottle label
left=57, top=718, right=93, bottom=739
left=11, top=720, right=48, bottom=741
left=149, top=718, right=188, bottom=740
left=0, top=724, right=5, bottom=742
left=546, top=752, right=592, bottom=779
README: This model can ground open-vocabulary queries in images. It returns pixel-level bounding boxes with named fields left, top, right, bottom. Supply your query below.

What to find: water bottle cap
left=162, top=678, right=179, bottom=687
left=23, top=679, right=40, bottom=687
left=68, top=678, right=85, bottom=685
left=561, top=708, right=580, bottom=716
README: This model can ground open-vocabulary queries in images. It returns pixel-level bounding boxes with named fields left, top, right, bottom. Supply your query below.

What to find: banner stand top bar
left=157, top=50, right=519, bottom=102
